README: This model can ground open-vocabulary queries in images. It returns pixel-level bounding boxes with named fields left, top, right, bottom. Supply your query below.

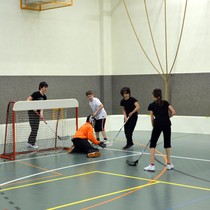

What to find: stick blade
left=126, top=159, right=138, bottom=166
left=105, top=141, right=113, bottom=147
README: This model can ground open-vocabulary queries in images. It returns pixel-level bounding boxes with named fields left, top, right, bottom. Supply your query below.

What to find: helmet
left=87, top=115, right=96, bottom=126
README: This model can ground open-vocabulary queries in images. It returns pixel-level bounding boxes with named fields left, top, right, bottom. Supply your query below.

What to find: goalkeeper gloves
left=99, top=142, right=106, bottom=148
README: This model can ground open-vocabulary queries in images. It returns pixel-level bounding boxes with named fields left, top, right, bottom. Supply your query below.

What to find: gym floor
left=0, top=131, right=210, bottom=210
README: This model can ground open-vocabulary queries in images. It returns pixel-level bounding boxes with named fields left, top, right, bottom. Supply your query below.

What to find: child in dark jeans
left=120, top=87, right=140, bottom=150
left=27, top=81, right=48, bottom=149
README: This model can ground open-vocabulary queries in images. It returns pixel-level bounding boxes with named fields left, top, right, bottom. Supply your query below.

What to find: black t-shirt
left=31, top=91, right=47, bottom=101
left=120, top=97, right=138, bottom=117
left=148, top=100, right=171, bottom=126
left=29, top=91, right=47, bottom=113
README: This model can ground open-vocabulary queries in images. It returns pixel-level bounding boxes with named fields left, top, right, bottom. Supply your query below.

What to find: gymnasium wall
left=0, top=0, right=112, bottom=76
left=111, top=0, right=210, bottom=75
left=0, top=0, right=210, bottom=126
left=1, top=73, right=210, bottom=125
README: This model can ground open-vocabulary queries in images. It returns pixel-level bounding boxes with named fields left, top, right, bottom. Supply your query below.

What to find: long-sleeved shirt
left=73, top=122, right=99, bottom=145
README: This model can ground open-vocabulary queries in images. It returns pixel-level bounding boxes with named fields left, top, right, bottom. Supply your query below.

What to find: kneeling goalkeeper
left=68, top=115, right=106, bottom=158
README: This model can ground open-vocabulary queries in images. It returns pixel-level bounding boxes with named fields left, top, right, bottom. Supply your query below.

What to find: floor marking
left=1, top=149, right=209, bottom=187
left=4, top=175, right=61, bottom=187
left=97, top=170, right=210, bottom=191
left=0, top=152, right=66, bottom=165
left=106, top=147, right=210, bottom=163
left=19, top=161, right=63, bottom=176
left=48, top=149, right=167, bottom=210
left=0, top=154, right=136, bottom=187
left=169, top=155, right=210, bottom=162
left=46, top=182, right=158, bottom=210
left=81, top=147, right=210, bottom=210
left=0, top=171, right=96, bottom=192
left=158, top=180, right=210, bottom=191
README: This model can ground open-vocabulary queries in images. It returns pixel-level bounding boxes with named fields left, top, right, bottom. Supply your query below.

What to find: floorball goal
left=0, top=99, right=78, bottom=160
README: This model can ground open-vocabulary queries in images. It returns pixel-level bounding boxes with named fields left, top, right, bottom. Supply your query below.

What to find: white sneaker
left=144, top=164, right=155, bottom=172
left=27, top=143, right=38, bottom=149
left=166, top=163, right=174, bottom=170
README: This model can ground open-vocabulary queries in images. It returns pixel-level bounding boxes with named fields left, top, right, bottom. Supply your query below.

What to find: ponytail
left=153, top=89, right=163, bottom=105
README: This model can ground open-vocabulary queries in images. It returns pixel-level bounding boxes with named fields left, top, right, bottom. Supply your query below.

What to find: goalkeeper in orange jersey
left=67, top=115, right=106, bottom=158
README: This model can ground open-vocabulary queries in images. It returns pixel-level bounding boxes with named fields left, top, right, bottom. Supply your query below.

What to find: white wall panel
left=0, top=0, right=107, bottom=75
left=112, top=0, right=210, bottom=75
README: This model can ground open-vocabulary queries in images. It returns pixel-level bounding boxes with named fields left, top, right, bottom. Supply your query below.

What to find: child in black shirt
left=144, top=88, right=176, bottom=172
left=27, top=82, right=48, bottom=149
left=120, top=87, right=140, bottom=150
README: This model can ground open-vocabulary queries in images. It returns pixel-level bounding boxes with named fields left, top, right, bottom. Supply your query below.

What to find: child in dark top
left=144, top=88, right=176, bottom=172
left=26, top=82, right=48, bottom=149
left=120, top=87, right=140, bottom=150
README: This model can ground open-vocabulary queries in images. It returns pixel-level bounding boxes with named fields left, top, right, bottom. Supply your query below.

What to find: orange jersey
left=73, top=122, right=99, bottom=145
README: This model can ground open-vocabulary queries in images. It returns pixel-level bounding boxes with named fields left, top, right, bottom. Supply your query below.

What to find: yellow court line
left=46, top=170, right=210, bottom=210
left=96, top=170, right=210, bottom=191
left=158, top=180, right=210, bottom=191
left=46, top=182, right=158, bottom=210
left=1, top=170, right=210, bottom=194
left=95, top=170, right=153, bottom=182
left=0, top=171, right=96, bottom=193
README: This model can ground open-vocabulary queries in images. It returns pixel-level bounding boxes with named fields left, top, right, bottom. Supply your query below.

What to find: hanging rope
left=143, top=0, right=165, bottom=75
left=123, top=0, right=188, bottom=80
left=123, top=0, right=165, bottom=79
left=164, top=0, right=169, bottom=75
left=169, top=0, right=188, bottom=74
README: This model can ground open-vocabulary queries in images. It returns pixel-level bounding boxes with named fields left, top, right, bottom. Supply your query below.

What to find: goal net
left=0, top=99, right=78, bottom=160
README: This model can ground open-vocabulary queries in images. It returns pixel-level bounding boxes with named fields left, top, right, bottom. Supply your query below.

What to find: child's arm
left=168, top=105, right=176, bottom=117
left=150, top=111, right=155, bottom=127
left=128, top=101, right=140, bottom=117
left=93, top=103, right=104, bottom=117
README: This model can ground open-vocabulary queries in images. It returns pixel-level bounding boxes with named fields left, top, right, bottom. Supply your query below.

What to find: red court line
left=19, top=161, right=63, bottom=176
left=2, top=161, right=63, bottom=187
left=81, top=147, right=167, bottom=210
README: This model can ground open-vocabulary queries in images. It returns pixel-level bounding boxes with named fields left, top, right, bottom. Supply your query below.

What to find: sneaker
left=27, top=143, right=38, bottom=149
left=144, top=164, right=155, bottom=172
left=122, top=143, right=134, bottom=150
left=87, top=152, right=101, bottom=158
left=166, top=163, right=174, bottom=170
left=103, top=138, right=108, bottom=142
left=67, top=145, right=74, bottom=154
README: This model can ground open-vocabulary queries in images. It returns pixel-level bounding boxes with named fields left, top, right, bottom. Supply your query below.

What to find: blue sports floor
left=0, top=131, right=210, bottom=210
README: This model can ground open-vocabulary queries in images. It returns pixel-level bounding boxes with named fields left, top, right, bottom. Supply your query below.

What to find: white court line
left=1, top=147, right=210, bottom=165
left=0, top=148, right=210, bottom=187
left=107, top=148, right=210, bottom=163
left=0, top=153, right=136, bottom=187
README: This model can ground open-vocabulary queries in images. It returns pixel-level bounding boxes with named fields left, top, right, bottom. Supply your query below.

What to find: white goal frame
left=1, top=99, right=78, bottom=160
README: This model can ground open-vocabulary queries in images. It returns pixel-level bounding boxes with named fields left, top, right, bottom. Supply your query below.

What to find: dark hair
left=86, top=90, right=94, bottom=96
left=39, top=82, right=48, bottom=90
left=153, top=88, right=163, bottom=105
left=86, top=115, right=91, bottom=122
left=120, top=87, right=131, bottom=96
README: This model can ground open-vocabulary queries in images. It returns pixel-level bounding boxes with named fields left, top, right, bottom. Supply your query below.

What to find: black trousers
left=124, top=115, right=138, bottom=145
left=71, top=138, right=99, bottom=154
left=28, top=110, right=40, bottom=145
left=150, top=125, right=171, bottom=148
